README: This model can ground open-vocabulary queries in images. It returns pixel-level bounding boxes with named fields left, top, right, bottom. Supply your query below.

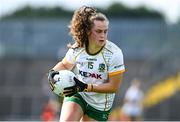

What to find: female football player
left=48, top=6, right=125, bottom=121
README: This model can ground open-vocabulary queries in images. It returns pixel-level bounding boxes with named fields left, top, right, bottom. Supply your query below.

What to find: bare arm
left=92, top=73, right=124, bottom=93
left=52, top=58, right=75, bottom=71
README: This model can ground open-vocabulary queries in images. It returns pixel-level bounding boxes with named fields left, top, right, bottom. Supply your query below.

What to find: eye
left=104, top=29, right=108, bottom=34
left=96, top=30, right=101, bottom=33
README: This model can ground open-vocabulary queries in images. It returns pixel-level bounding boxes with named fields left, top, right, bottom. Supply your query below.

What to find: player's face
left=88, top=20, right=108, bottom=47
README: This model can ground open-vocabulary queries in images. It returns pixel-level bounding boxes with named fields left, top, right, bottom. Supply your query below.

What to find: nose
left=100, top=33, right=105, bottom=39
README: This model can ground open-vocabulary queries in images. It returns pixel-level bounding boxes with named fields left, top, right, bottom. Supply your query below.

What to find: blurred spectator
left=41, top=99, right=60, bottom=121
left=41, top=75, right=61, bottom=121
left=121, top=78, right=144, bottom=121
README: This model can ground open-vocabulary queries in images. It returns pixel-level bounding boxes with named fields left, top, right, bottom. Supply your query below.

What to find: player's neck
left=86, top=44, right=104, bottom=55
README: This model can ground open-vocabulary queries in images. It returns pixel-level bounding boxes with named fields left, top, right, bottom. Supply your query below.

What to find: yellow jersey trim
left=108, top=69, right=125, bottom=77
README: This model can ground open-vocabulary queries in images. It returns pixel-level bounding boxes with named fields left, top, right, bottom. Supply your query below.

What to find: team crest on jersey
left=98, top=63, right=105, bottom=72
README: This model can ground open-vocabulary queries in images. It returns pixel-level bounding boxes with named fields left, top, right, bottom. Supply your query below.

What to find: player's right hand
left=63, top=77, right=88, bottom=97
left=48, top=69, right=59, bottom=91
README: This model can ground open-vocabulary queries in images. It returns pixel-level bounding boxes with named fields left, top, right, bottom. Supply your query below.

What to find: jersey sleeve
left=108, top=48, right=125, bottom=76
left=64, top=48, right=76, bottom=64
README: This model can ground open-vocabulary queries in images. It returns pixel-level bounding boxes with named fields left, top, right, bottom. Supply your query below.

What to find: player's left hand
left=48, top=69, right=59, bottom=91
left=63, top=77, right=88, bottom=97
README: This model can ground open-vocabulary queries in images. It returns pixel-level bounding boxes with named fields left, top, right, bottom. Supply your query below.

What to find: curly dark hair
left=68, top=6, right=109, bottom=48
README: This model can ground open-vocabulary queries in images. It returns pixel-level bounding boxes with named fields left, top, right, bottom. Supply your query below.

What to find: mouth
left=99, top=40, right=105, bottom=42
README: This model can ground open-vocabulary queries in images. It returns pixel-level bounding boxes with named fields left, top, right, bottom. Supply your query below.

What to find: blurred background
left=0, top=0, right=180, bottom=121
